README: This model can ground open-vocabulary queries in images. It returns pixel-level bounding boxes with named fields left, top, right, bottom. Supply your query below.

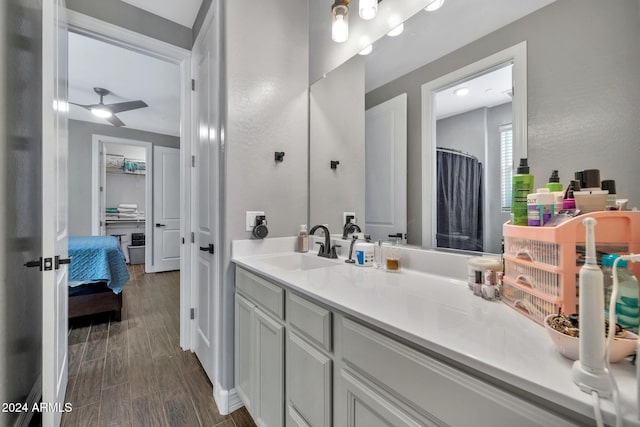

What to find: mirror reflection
left=434, top=64, right=513, bottom=253
left=310, top=0, right=640, bottom=256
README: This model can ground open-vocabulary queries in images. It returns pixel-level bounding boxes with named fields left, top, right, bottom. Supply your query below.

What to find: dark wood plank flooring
left=63, top=264, right=256, bottom=427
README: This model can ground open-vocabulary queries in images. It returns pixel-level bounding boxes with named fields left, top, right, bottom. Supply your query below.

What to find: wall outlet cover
left=343, top=212, right=356, bottom=225
left=246, top=211, right=265, bottom=231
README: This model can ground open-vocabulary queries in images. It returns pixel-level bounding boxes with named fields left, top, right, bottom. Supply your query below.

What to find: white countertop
left=231, top=238, right=639, bottom=426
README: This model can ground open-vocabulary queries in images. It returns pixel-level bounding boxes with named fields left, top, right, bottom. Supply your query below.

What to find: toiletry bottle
left=545, top=170, right=562, bottom=192
left=527, top=188, right=554, bottom=226
left=562, top=180, right=580, bottom=210
left=385, top=235, right=401, bottom=272
left=297, top=224, right=309, bottom=253
left=602, top=254, right=639, bottom=334
left=545, top=170, right=563, bottom=213
left=601, top=180, right=617, bottom=210
left=374, top=240, right=383, bottom=269
left=511, top=158, right=534, bottom=226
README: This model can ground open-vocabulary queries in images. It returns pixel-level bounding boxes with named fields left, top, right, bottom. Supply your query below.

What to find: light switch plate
left=343, top=212, right=356, bottom=225
left=246, top=211, right=265, bottom=231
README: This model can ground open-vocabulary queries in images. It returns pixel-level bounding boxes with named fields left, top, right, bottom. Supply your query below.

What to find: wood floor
left=62, top=264, right=256, bottom=427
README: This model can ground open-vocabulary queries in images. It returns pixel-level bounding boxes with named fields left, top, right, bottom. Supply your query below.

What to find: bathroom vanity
left=232, top=238, right=638, bottom=427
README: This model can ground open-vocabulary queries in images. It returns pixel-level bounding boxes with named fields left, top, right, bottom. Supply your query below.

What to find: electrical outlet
left=246, top=211, right=265, bottom=231
left=343, top=212, right=356, bottom=225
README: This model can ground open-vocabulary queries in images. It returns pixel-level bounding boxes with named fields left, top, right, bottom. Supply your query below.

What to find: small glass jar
left=384, top=241, right=401, bottom=272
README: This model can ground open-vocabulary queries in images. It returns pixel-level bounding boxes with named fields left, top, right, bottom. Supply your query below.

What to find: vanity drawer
left=287, top=292, right=332, bottom=352
left=339, top=317, right=578, bottom=427
left=236, top=268, right=284, bottom=320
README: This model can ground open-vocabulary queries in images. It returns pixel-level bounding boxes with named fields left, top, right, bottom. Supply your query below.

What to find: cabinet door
left=255, top=307, right=285, bottom=427
left=287, top=331, right=332, bottom=427
left=235, top=294, right=255, bottom=412
left=336, top=369, right=439, bottom=427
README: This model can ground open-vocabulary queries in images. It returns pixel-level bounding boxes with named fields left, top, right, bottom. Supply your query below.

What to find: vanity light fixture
left=91, top=107, right=113, bottom=118
left=387, top=22, right=404, bottom=37
left=424, top=0, right=445, bottom=12
left=332, top=0, right=350, bottom=43
left=358, top=45, right=373, bottom=55
left=359, top=0, right=377, bottom=20
left=454, top=87, right=470, bottom=97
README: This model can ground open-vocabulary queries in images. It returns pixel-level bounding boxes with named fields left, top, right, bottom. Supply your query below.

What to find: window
left=500, top=124, right=513, bottom=212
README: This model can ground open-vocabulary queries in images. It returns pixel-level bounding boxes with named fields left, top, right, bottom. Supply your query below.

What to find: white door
left=42, top=0, right=69, bottom=425
left=192, top=22, right=218, bottom=381
left=365, top=93, right=407, bottom=242
left=153, top=146, right=181, bottom=271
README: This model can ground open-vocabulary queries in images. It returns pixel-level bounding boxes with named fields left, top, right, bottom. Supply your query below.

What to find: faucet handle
left=330, top=245, right=341, bottom=259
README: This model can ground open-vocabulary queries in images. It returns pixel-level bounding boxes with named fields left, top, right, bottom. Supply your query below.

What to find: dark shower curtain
left=436, top=149, right=483, bottom=252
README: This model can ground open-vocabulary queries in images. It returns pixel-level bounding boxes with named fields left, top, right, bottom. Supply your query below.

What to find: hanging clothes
left=436, top=148, right=483, bottom=252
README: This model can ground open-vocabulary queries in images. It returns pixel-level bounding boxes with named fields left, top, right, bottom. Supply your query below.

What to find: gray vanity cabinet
left=235, top=269, right=285, bottom=427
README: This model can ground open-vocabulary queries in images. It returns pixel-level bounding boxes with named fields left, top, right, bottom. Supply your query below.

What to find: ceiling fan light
left=359, top=0, right=377, bottom=20
left=358, top=45, right=373, bottom=55
left=91, top=107, right=113, bottom=118
left=425, top=0, right=445, bottom=12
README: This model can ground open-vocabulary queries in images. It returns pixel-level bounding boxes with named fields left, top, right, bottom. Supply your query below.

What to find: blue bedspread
left=68, top=236, right=130, bottom=294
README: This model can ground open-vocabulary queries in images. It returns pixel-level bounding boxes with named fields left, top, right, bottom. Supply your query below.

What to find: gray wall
left=68, top=119, right=180, bottom=236
left=222, top=0, right=309, bottom=389
left=436, top=109, right=487, bottom=163
left=366, top=0, right=640, bottom=247
left=0, top=0, right=43, bottom=424
left=310, top=55, right=366, bottom=232
left=66, top=0, right=192, bottom=50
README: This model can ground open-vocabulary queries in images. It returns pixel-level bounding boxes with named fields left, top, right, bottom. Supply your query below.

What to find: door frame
left=66, top=10, right=194, bottom=350
left=91, top=135, right=153, bottom=267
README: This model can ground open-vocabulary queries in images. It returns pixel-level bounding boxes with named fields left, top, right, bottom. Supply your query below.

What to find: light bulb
left=387, top=23, right=404, bottom=37
left=454, top=87, right=470, bottom=97
left=425, top=0, right=445, bottom=12
left=91, top=108, right=113, bottom=118
left=359, top=0, right=377, bottom=20
left=332, top=13, right=349, bottom=43
left=358, top=45, right=373, bottom=55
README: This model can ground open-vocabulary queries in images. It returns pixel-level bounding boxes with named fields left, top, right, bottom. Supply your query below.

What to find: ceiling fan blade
left=105, top=114, right=125, bottom=127
left=68, top=101, right=98, bottom=110
left=104, top=100, right=148, bottom=114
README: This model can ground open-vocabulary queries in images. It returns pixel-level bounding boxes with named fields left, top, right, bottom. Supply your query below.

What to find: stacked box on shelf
left=502, top=211, right=640, bottom=325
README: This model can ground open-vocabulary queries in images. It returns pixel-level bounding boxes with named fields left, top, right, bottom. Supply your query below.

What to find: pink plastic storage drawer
left=502, top=211, right=640, bottom=325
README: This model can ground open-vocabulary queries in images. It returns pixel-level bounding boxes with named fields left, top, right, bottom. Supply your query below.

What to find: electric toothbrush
left=572, top=217, right=612, bottom=397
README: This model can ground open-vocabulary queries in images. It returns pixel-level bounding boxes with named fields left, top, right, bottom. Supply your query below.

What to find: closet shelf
left=106, top=169, right=145, bottom=176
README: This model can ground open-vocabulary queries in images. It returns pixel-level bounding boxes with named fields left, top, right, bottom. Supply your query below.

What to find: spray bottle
left=571, top=217, right=611, bottom=397
left=511, top=158, right=534, bottom=226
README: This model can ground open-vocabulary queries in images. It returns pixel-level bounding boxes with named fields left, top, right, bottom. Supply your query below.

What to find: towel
left=118, top=208, right=137, bottom=213
left=105, top=208, right=118, bottom=214
left=118, top=203, right=138, bottom=210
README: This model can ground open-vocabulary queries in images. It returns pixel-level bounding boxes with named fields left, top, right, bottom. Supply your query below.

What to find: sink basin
left=260, top=253, right=338, bottom=271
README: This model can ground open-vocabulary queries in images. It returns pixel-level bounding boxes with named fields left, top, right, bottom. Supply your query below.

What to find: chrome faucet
left=342, top=222, right=362, bottom=240
left=309, top=225, right=339, bottom=258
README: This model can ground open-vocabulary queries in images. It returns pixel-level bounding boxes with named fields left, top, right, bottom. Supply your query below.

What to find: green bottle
left=511, top=158, right=534, bottom=226
left=545, top=170, right=563, bottom=192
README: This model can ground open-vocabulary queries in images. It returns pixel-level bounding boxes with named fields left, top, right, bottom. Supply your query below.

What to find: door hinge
left=181, top=237, right=185, bottom=244
left=191, top=79, right=195, bottom=91
left=100, top=186, right=103, bottom=192
left=100, top=220, right=103, bottom=227
left=191, top=232, right=195, bottom=243
left=190, top=308, right=195, bottom=319
left=191, top=155, right=195, bottom=167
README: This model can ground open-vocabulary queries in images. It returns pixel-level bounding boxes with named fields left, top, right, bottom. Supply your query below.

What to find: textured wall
left=66, top=0, right=192, bottom=50
left=310, top=56, right=366, bottom=233
left=68, top=119, right=179, bottom=235
left=0, top=0, right=43, bottom=424
left=222, top=0, right=309, bottom=389
left=366, top=0, right=640, bottom=248
left=436, top=108, right=487, bottom=163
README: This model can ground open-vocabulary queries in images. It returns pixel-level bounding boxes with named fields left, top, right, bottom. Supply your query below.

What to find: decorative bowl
left=544, top=314, right=638, bottom=363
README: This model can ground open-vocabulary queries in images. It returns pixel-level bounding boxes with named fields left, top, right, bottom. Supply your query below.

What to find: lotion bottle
left=511, top=158, right=534, bottom=226
left=297, top=224, right=309, bottom=253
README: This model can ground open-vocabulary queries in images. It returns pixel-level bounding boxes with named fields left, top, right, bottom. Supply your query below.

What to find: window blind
left=500, top=124, right=513, bottom=212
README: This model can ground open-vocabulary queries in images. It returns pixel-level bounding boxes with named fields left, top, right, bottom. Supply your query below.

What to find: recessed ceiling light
left=425, top=0, right=445, bottom=12
left=454, top=87, right=470, bottom=97
left=358, top=45, right=373, bottom=55
left=359, top=0, right=378, bottom=20
left=387, top=23, right=404, bottom=37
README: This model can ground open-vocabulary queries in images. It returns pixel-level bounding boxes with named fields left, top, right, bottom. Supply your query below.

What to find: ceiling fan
left=70, top=87, right=148, bottom=127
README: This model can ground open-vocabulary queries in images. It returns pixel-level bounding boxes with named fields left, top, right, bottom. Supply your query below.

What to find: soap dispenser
left=297, top=224, right=309, bottom=253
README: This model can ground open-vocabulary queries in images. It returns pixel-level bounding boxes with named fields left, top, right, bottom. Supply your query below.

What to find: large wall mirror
left=309, top=0, right=640, bottom=256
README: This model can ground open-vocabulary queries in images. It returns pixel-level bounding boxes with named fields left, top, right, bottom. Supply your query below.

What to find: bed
left=68, top=236, right=131, bottom=321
